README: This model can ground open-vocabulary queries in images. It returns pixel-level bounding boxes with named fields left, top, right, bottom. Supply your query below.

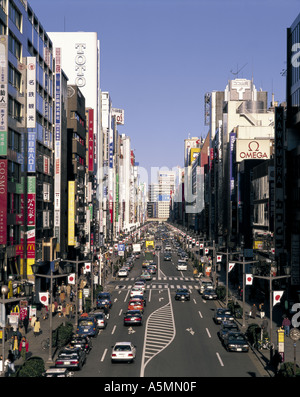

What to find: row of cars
left=45, top=292, right=113, bottom=376
left=111, top=276, right=149, bottom=363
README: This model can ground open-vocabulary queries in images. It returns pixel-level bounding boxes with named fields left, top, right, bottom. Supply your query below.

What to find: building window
left=8, top=63, right=21, bottom=91
left=0, top=0, right=7, bottom=13
left=8, top=128, right=21, bottom=152
left=9, top=2, right=22, bottom=31
left=8, top=32, right=21, bottom=60
left=7, top=160, right=20, bottom=183
left=8, top=95, right=22, bottom=122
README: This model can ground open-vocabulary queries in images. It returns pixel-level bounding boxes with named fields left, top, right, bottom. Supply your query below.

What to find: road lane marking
left=193, top=298, right=197, bottom=304
left=111, top=325, right=116, bottom=335
left=198, top=311, right=203, bottom=318
left=101, top=349, right=107, bottom=362
left=206, top=328, right=211, bottom=338
left=216, top=352, right=224, bottom=367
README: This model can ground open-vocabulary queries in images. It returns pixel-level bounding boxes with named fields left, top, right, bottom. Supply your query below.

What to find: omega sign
left=75, top=43, right=86, bottom=87
left=236, top=139, right=270, bottom=162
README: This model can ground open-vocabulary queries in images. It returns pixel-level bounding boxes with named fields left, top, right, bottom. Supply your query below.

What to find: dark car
left=76, top=315, right=97, bottom=337
left=202, top=289, right=218, bottom=300
left=164, top=253, right=172, bottom=261
left=55, top=346, right=87, bottom=370
left=123, top=310, right=143, bottom=326
left=223, top=331, right=249, bottom=352
left=213, top=308, right=234, bottom=324
left=44, top=368, right=74, bottom=377
left=218, top=321, right=239, bottom=341
left=69, top=335, right=92, bottom=354
left=175, top=288, right=190, bottom=301
left=96, top=292, right=112, bottom=309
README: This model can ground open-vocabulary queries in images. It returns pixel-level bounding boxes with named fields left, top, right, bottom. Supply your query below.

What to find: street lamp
left=31, top=259, right=71, bottom=364
left=251, top=264, right=291, bottom=361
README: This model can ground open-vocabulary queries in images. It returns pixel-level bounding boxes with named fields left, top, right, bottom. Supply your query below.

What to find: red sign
left=0, top=160, right=7, bottom=244
left=88, top=109, right=94, bottom=172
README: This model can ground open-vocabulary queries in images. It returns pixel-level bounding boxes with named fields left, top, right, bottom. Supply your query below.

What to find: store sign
left=236, top=139, right=270, bottom=162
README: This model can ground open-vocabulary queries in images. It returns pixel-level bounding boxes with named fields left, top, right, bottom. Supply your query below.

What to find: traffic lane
left=144, top=287, right=223, bottom=377
left=200, top=298, right=264, bottom=377
left=75, top=288, right=145, bottom=377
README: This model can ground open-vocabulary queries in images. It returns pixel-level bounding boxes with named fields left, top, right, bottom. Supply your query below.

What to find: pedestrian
left=23, top=315, right=29, bottom=334
left=251, top=303, right=257, bottom=319
left=30, top=314, right=36, bottom=329
left=33, top=317, right=41, bottom=337
left=6, top=350, right=15, bottom=375
left=19, top=336, right=29, bottom=361
left=62, top=301, right=66, bottom=317
left=261, top=318, right=268, bottom=331
left=66, top=284, right=71, bottom=298
left=12, top=335, right=19, bottom=360
left=282, top=316, right=291, bottom=336
left=65, top=302, right=70, bottom=319
left=259, top=303, right=265, bottom=319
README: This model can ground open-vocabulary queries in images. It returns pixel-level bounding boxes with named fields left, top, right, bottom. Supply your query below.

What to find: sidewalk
left=3, top=309, right=76, bottom=374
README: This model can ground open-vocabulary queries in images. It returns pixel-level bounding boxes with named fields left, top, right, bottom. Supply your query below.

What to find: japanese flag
left=217, top=255, right=222, bottom=263
left=84, top=263, right=91, bottom=273
left=273, top=291, right=284, bottom=306
left=200, top=243, right=204, bottom=249
left=246, top=274, right=253, bottom=285
left=39, top=292, right=48, bottom=306
left=205, top=248, right=209, bottom=255
left=228, top=262, right=235, bottom=272
left=68, top=273, right=76, bottom=285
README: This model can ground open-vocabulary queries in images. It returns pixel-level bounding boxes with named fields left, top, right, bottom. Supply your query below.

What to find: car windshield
left=99, top=293, right=110, bottom=299
left=78, top=320, right=94, bottom=326
left=177, top=289, right=188, bottom=293
left=60, top=352, right=79, bottom=358
left=229, top=334, right=245, bottom=341
left=114, top=345, right=132, bottom=352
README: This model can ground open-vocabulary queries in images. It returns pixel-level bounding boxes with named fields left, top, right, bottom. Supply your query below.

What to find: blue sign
left=118, top=244, right=125, bottom=251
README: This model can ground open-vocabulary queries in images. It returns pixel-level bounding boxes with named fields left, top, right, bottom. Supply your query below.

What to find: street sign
left=290, top=328, right=300, bottom=341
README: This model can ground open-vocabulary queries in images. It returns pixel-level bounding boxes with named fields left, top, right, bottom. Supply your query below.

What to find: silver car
left=111, top=342, right=136, bottom=363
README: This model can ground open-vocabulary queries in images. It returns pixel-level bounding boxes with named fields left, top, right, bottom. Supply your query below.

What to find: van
left=199, top=278, right=213, bottom=294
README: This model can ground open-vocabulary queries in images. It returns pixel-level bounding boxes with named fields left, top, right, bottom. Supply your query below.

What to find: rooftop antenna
left=230, top=63, right=247, bottom=78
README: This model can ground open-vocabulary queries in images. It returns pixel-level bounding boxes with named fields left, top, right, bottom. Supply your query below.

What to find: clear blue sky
left=28, top=0, right=299, bottom=180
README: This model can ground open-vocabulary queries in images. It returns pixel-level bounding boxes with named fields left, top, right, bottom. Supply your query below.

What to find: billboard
left=0, top=36, right=7, bottom=156
left=190, top=148, right=200, bottom=165
left=236, top=139, right=271, bottom=162
left=68, top=181, right=75, bottom=246
left=26, top=57, right=36, bottom=128
left=0, top=159, right=7, bottom=244
left=112, top=108, right=124, bottom=125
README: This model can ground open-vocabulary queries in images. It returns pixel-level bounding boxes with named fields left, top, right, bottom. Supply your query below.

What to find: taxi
left=127, top=298, right=144, bottom=313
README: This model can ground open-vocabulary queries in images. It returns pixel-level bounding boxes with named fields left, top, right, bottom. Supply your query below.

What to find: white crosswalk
left=115, top=276, right=200, bottom=291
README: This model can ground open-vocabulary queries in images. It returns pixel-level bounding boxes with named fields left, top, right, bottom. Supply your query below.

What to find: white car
left=118, top=268, right=128, bottom=277
left=130, top=287, right=144, bottom=297
left=134, top=281, right=146, bottom=290
left=176, top=260, right=187, bottom=271
left=111, top=342, right=136, bottom=363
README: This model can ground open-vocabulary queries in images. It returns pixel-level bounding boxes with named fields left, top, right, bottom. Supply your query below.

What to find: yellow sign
left=277, top=328, right=285, bottom=343
left=68, top=181, right=75, bottom=245
left=146, top=240, right=154, bottom=248
left=190, top=148, right=200, bottom=165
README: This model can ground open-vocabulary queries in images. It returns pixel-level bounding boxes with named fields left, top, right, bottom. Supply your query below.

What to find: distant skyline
left=28, top=0, right=299, bottom=182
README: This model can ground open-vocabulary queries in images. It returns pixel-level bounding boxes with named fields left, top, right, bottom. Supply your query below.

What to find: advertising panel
left=68, top=181, right=75, bottom=246
left=236, top=139, right=271, bottom=162
left=112, top=108, right=124, bottom=125
left=87, top=108, right=94, bottom=172
left=0, top=159, right=7, bottom=244
left=0, top=36, right=8, bottom=156
left=27, top=176, right=36, bottom=259
left=26, top=57, right=36, bottom=128
left=190, top=148, right=200, bottom=165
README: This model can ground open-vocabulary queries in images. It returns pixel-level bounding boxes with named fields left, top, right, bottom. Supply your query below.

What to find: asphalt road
left=74, top=247, right=268, bottom=378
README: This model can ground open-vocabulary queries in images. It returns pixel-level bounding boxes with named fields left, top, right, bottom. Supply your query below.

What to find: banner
left=228, top=262, right=235, bottom=272
left=245, top=274, right=253, bottom=285
left=39, top=292, right=49, bottom=306
left=68, top=273, right=75, bottom=285
left=273, top=291, right=284, bottom=306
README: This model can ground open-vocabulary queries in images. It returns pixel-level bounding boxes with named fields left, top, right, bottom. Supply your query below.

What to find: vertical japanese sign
left=0, top=36, right=7, bottom=156
left=0, top=159, right=7, bottom=244
left=87, top=108, right=94, bottom=172
left=54, top=48, right=61, bottom=241
left=68, top=181, right=75, bottom=246
left=274, top=107, right=285, bottom=268
left=27, top=57, right=36, bottom=128
left=27, top=132, right=36, bottom=172
left=27, top=176, right=36, bottom=259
